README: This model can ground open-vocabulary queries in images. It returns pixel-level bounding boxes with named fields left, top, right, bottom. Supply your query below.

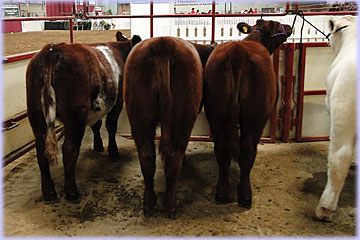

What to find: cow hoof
left=215, top=193, right=232, bottom=204
left=65, top=192, right=80, bottom=203
left=166, top=208, right=177, bottom=219
left=43, top=191, right=58, bottom=201
left=238, top=197, right=252, bottom=209
left=143, top=207, right=157, bottom=218
left=93, top=145, right=104, bottom=152
left=109, top=149, right=120, bottom=159
left=313, top=207, right=334, bottom=222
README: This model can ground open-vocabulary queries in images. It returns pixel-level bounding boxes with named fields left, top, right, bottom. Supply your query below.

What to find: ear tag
left=242, top=26, right=248, bottom=33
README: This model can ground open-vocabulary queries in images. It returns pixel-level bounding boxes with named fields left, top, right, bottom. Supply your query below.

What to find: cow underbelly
left=86, top=107, right=112, bottom=126
left=86, top=94, right=115, bottom=126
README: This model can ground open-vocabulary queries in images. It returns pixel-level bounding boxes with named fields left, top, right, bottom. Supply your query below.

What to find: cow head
left=237, top=19, right=292, bottom=54
left=327, top=16, right=356, bottom=53
left=116, top=31, right=141, bottom=48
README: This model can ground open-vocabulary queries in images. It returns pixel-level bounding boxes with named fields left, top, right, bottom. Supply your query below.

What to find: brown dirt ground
left=3, top=30, right=131, bottom=56
left=3, top=127, right=356, bottom=237
left=2, top=30, right=357, bottom=237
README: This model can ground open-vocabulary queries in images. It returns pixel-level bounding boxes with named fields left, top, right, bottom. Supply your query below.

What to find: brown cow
left=204, top=19, right=292, bottom=208
left=124, top=37, right=203, bottom=218
left=26, top=34, right=141, bottom=202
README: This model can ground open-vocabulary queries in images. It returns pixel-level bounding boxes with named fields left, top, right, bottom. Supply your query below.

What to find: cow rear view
left=204, top=19, right=292, bottom=208
left=26, top=35, right=141, bottom=202
left=124, top=37, right=203, bottom=218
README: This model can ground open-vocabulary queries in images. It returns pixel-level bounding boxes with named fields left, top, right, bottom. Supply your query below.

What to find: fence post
left=150, top=0, right=154, bottom=38
left=281, top=43, right=295, bottom=142
left=69, top=19, right=73, bottom=43
left=211, top=0, right=215, bottom=43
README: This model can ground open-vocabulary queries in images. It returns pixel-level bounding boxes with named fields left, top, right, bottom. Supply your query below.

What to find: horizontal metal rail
left=2, top=16, right=74, bottom=22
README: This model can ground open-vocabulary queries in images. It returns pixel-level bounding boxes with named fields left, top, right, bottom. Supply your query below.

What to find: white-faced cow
left=26, top=34, right=141, bottom=202
left=204, top=19, right=292, bottom=208
left=124, top=37, right=203, bottom=218
left=314, top=16, right=357, bottom=222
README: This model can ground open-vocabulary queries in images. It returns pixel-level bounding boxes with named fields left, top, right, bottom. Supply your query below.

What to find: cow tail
left=158, top=57, right=173, bottom=160
left=41, top=46, right=59, bottom=166
left=229, top=47, right=242, bottom=161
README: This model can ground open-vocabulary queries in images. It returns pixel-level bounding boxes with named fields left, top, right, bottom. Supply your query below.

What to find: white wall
left=130, top=3, right=151, bottom=39
left=22, top=21, right=45, bottom=32
left=3, top=59, right=30, bottom=119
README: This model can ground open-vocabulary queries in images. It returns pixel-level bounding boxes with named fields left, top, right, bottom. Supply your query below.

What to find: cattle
left=26, top=34, right=141, bottom=202
left=124, top=36, right=203, bottom=218
left=118, top=33, right=216, bottom=70
left=314, top=16, right=357, bottom=222
left=90, top=31, right=130, bottom=154
left=203, top=19, right=292, bottom=208
left=189, top=42, right=217, bottom=69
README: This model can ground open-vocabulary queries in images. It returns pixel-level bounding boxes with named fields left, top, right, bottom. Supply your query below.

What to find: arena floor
left=3, top=30, right=131, bottom=56
left=3, top=127, right=356, bottom=237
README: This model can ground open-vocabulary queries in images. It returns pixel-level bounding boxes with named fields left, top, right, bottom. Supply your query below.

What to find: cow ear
left=237, top=22, right=253, bottom=34
left=329, top=19, right=335, bottom=32
left=256, top=19, right=265, bottom=25
left=116, top=31, right=128, bottom=41
left=131, top=35, right=142, bottom=47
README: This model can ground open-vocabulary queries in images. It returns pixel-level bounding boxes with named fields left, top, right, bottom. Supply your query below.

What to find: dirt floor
left=3, top=30, right=131, bottom=56
left=3, top=126, right=356, bottom=237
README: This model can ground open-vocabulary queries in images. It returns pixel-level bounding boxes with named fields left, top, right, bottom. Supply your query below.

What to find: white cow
left=314, top=16, right=357, bottom=222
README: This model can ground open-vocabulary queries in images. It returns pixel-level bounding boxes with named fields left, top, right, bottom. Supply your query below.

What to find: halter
left=270, top=24, right=288, bottom=38
left=253, top=24, right=288, bottom=38
left=326, top=25, right=349, bottom=39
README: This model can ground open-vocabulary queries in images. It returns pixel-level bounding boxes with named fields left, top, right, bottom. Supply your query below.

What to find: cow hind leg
left=62, top=124, right=86, bottom=202
left=91, top=120, right=104, bottom=152
left=162, top=114, right=197, bottom=218
left=212, top=121, right=239, bottom=204
left=237, top=125, right=264, bottom=209
left=35, top=131, right=58, bottom=201
left=29, top=108, right=58, bottom=201
left=132, top=126, right=157, bottom=217
left=106, top=102, right=122, bottom=158
left=163, top=151, right=184, bottom=219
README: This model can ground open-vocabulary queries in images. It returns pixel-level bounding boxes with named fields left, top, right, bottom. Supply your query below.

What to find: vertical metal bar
left=69, top=19, right=73, bottom=43
left=211, top=0, right=215, bottom=44
left=295, top=44, right=307, bottom=141
left=281, top=43, right=295, bottom=142
left=286, top=2, right=290, bottom=12
left=270, top=48, right=280, bottom=142
left=83, top=0, right=86, bottom=14
left=18, top=2, right=22, bottom=17
left=150, top=0, right=154, bottom=38
left=72, top=2, right=76, bottom=15
left=295, top=1, right=299, bottom=11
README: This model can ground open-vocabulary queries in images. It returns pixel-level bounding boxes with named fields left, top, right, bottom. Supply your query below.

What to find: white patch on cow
left=86, top=45, right=121, bottom=126
left=87, top=93, right=110, bottom=126
left=94, top=45, right=121, bottom=90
